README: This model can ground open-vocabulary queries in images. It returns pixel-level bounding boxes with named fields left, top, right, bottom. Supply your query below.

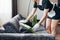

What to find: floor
left=56, top=34, right=60, bottom=40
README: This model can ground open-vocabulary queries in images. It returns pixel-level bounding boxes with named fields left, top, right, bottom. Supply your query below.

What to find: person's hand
left=19, top=20, right=28, bottom=23
left=32, top=23, right=40, bottom=32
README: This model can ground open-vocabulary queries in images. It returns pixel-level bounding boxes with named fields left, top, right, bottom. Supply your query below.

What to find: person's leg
left=46, top=18, right=52, bottom=34
left=51, top=19, right=59, bottom=36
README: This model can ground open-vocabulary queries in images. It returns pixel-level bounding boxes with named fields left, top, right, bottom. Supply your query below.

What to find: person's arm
left=26, top=8, right=37, bottom=21
left=38, top=9, right=49, bottom=24
left=19, top=1, right=38, bottom=23
left=32, top=9, right=49, bottom=32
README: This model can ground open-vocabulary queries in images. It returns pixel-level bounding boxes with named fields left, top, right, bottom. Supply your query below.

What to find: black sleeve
left=42, top=0, right=53, bottom=12
left=33, top=2, right=37, bottom=8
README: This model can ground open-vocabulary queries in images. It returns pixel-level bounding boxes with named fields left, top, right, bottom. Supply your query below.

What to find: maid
left=33, top=0, right=60, bottom=36
left=20, top=0, right=60, bottom=37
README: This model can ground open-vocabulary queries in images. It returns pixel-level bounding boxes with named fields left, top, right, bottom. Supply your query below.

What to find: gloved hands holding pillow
left=19, top=20, right=45, bottom=32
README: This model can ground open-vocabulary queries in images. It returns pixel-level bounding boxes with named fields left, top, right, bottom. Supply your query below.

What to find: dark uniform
left=33, top=0, right=60, bottom=20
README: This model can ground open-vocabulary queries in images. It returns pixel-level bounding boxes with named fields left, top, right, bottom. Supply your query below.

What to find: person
left=19, top=0, right=60, bottom=37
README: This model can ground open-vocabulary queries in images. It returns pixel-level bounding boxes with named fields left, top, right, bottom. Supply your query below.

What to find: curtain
left=12, top=0, right=17, bottom=17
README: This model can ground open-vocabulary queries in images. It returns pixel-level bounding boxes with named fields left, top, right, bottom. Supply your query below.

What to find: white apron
left=47, top=4, right=56, bottom=18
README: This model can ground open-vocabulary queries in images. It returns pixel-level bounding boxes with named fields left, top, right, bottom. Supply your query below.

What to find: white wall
left=0, top=0, right=12, bottom=26
left=17, top=0, right=43, bottom=19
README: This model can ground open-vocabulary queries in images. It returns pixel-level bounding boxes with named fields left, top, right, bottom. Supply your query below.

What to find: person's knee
left=51, top=26, right=56, bottom=36
left=51, top=26, right=56, bottom=32
left=46, top=25, right=51, bottom=30
left=46, top=26, right=51, bottom=33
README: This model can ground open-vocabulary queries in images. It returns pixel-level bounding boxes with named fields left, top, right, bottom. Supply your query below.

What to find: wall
left=0, top=0, right=12, bottom=26
left=17, top=0, right=43, bottom=19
